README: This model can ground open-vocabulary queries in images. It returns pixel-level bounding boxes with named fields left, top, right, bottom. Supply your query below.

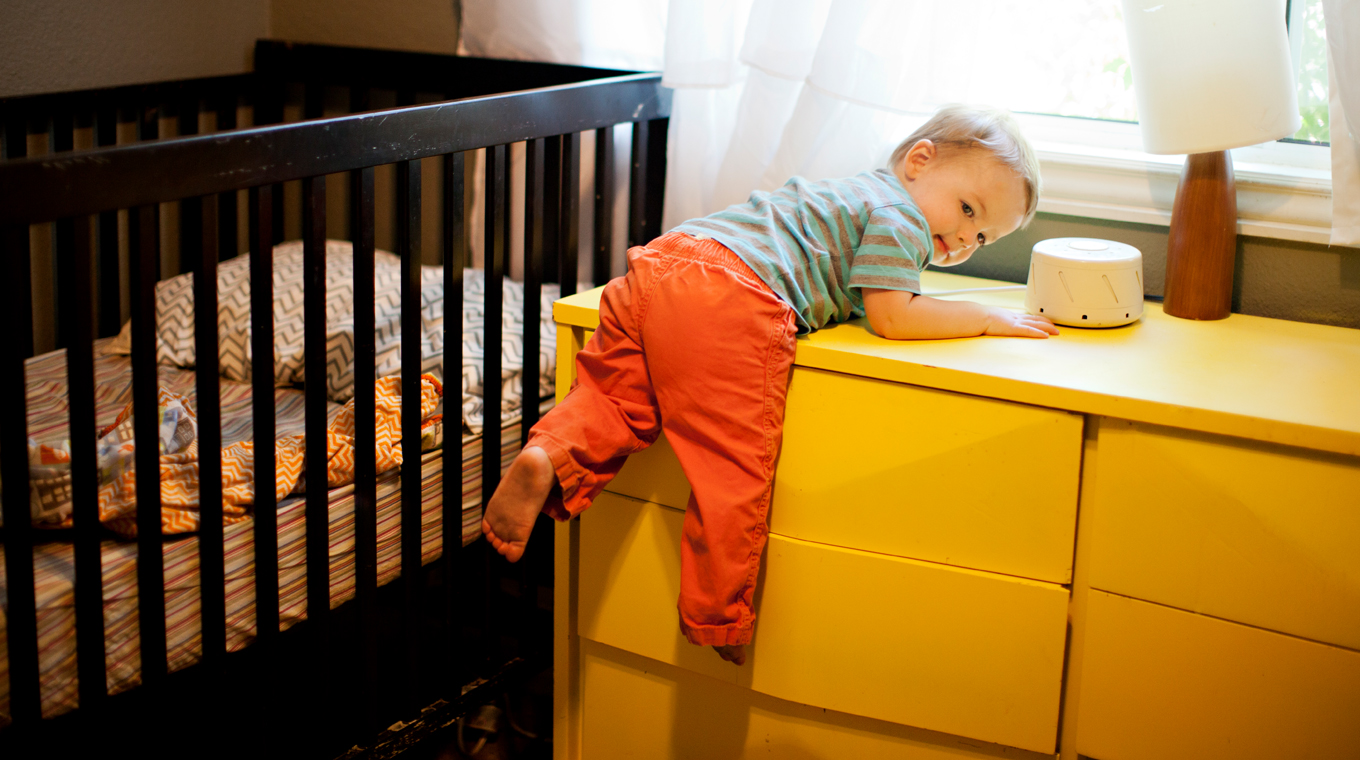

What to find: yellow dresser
left=550, top=271, right=1360, bottom=760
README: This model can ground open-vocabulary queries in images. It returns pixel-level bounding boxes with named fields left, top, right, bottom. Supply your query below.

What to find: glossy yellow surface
left=603, top=365, right=1084, bottom=583
left=605, top=433, right=691, bottom=511
left=578, top=492, right=1070, bottom=753
left=581, top=639, right=1056, bottom=760
left=553, top=268, right=1360, bottom=760
left=773, top=367, right=1082, bottom=583
left=1087, top=417, right=1360, bottom=650
left=1077, top=590, right=1360, bottom=760
left=555, top=272, right=1360, bottom=456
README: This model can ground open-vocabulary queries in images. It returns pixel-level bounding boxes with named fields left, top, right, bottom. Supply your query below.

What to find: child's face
left=894, top=141, right=1027, bottom=267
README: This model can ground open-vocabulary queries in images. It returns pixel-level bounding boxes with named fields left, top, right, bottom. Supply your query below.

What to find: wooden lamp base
left=1163, top=150, right=1237, bottom=320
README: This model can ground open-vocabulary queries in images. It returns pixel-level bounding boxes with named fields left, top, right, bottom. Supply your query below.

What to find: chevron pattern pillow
left=104, top=240, right=560, bottom=433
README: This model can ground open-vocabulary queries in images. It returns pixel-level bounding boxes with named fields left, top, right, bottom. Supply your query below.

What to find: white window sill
left=1016, top=113, right=1335, bottom=246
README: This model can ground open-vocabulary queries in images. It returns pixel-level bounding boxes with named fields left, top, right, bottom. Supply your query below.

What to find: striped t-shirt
left=672, top=169, right=931, bottom=333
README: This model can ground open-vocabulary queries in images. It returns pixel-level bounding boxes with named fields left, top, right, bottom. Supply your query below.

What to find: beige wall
left=0, top=0, right=460, bottom=99
left=0, top=0, right=270, bottom=98
left=271, top=0, right=460, bottom=55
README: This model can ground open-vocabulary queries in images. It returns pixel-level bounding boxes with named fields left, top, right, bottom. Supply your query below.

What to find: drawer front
left=607, top=432, right=692, bottom=510
left=774, top=368, right=1082, bottom=583
left=603, top=367, right=1084, bottom=583
left=1088, top=418, right=1360, bottom=649
left=581, top=639, right=1055, bottom=760
left=579, top=491, right=1070, bottom=753
left=1077, top=590, right=1360, bottom=760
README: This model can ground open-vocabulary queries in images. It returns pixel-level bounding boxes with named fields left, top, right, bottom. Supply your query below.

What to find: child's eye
left=977, top=232, right=987, bottom=246
left=962, top=202, right=974, bottom=217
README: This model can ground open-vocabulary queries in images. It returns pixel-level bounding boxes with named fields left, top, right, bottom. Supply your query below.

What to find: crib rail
left=0, top=41, right=669, bottom=756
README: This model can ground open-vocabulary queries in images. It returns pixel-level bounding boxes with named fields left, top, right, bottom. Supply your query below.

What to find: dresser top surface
left=554, top=271, right=1360, bottom=456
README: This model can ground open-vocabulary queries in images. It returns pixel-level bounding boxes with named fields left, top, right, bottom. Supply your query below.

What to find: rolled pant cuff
left=526, top=433, right=584, bottom=522
left=680, top=619, right=754, bottom=647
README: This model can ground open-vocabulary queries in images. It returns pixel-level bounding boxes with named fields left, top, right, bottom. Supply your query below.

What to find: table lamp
left=1121, top=0, right=1300, bottom=320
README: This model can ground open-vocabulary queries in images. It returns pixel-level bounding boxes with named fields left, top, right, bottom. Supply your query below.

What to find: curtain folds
left=1322, top=0, right=1358, bottom=246
left=461, top=0, right=1355, bottom=247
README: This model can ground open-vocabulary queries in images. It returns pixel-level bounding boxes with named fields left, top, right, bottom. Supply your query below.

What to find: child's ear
left=901, top=139, right=936, bottom=180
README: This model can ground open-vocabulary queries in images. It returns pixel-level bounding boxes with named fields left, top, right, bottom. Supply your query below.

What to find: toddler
left=483, top=104, right=1057, bottom=666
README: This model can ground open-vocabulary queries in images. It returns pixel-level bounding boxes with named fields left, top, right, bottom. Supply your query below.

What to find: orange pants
left=528, top=232, right=798, bottom=646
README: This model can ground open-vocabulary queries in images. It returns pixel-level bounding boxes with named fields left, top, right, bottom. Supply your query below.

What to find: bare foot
left=713, top=644, right=746, bottom=666
left=482, top=446, right=557, bottom=562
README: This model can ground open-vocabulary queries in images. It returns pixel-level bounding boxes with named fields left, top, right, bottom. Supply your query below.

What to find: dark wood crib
left=0, top=40, right=669, bottom=758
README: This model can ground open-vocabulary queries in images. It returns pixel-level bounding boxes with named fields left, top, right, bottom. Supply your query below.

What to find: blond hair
left=889, top=105, right=1042, bottom=228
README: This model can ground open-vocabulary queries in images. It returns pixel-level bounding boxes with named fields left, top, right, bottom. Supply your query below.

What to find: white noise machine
left=1025, top=238, right=1143, bottom=328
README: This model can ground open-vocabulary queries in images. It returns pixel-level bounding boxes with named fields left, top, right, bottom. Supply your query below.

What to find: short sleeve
left=847, top=204, right=932, bottom=294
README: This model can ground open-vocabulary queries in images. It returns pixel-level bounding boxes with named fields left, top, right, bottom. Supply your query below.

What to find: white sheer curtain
left=1323, top=0, right=1359, bottom=246
left=462, top=0, right=1357, bottom=247
left=663, top=0, right=977, bottom=230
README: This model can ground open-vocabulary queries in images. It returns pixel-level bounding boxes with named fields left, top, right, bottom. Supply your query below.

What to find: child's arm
left=862, top=288, right=1058, bottom=340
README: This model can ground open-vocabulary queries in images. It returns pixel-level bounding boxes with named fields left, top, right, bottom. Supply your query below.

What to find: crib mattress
left=0, top=342, right=543, bottom=720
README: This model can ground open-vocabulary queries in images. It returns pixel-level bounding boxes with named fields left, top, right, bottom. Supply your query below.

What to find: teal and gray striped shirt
left=672, top=169, right=931, bottom=334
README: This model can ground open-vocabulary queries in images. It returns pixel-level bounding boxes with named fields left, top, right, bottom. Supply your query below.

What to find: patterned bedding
left=102, top=240, right=560, bottom=433
left=0, top=241, right=564, bottom=719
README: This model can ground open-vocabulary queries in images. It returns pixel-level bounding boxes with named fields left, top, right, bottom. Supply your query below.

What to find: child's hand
left=983, top=308, right=1059, bottom=338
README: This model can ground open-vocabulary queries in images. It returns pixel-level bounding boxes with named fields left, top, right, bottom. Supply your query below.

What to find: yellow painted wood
left=1077, top=590, right=1360, bottom=760
left=1057, top=424, right=1100, bottom=760
left=581, top=638, right=1057, bottom=760
left=553, top=322, right=590, bottom=760
left=578, top=491, right=1070, bottom=753
left=553, top=519, right=581, bottom=760
left=554, top=324, right=589, bottom=403
left=773, top=367, right=1082, bottom=583
left=554, top=272, right=1360, bottom=456
left=552, top=288, right=602, bottom=331
left=605, top=433, right=692, bottom=511
left=1087, top=417, right=1360, bottom=650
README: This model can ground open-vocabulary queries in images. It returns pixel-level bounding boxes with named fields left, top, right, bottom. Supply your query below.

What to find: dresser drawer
left=606, top=367, right=1084, bottom=583
left=1087, top=418, right=1360, bottom=649
left=1077, top=590, right=1360, bottom=760
left=776, top=368, right=1081, bottom=582
left=581, top=639, right=1055, bottom=760
left=578, top=491, right=1070, bottom=753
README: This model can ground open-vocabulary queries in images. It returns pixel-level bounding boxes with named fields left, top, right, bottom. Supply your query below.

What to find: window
left=969, top=0, right=1332, bottom=245
left=1289, top=0, right=1330, bottom=144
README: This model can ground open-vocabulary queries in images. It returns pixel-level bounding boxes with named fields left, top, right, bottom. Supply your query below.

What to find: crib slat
left=397, top=157, right=423, bottom=709
left=137, top=102, right=160, bottom=281
left=640, top=118, right=670, bottom=246
left=593, top=127, right=614, bottom=284
left=0, top=222, right=40, bottom=724
left=522, top=139, right=544, bottom=444
left=560, top=132, right=580, bottom=297
left=52, top=108, right=75, bottom=350
left=2, top=110, right=26, bottom=160
left=542, top=136, right=562, bottom=287
left=483, top=145, right=507, bottom=506
left=248, top=184, right=280, bottom=643
left=441, top=150, right=466, bottom=686
left=197, top=195, right=226, bottom=664
left=64, top=213, right=108, bottom=711
left=628, top=120, right=647, bottom=248
left=350, top=164, right=380, bottom=730
left=302, top=175, right=331, bottom=701
left=131, top=203, right=168, bottom=685
left=95, top=106, right=121, bottom=336
left=215, top=95, right=239, bottom=259
left=304, top=83, right=325, bottom=121
left=179, top=99, right=202, bottom=278
left=254, top=81, right=286, bottom=246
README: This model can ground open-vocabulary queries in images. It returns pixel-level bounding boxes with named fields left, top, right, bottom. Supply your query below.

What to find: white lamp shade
left=1122, top=0, right=1301, bottom=155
